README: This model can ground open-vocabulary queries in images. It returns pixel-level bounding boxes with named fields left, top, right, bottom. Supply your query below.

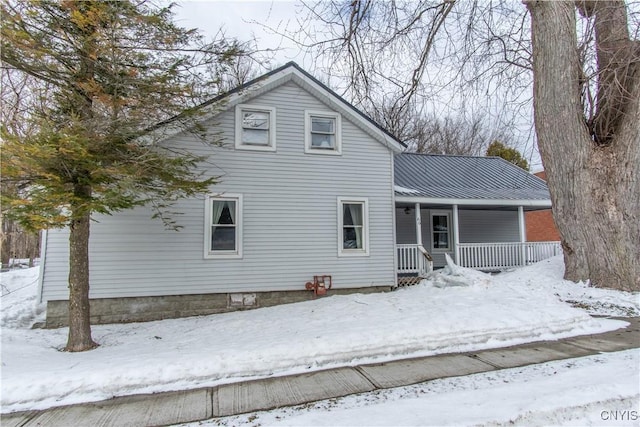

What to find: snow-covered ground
left=1, top=256, right=638, bottom=414
left=188, top=349, right=639, bottom=427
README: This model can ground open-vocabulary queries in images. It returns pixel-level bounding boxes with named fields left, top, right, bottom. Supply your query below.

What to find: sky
left=172, top=1, right=306, bottom=66
left=170, top=1, right=544, bottom=170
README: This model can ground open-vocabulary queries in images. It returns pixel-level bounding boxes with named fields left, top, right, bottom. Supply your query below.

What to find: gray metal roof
left=394, top=153, right=550, bottom=202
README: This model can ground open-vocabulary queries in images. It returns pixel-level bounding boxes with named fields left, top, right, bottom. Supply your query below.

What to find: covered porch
left=396, top=202, right=562, bottom=275
left=395, top=202, right=560, bottom=275
left=393, top=153, right=560, bottom=276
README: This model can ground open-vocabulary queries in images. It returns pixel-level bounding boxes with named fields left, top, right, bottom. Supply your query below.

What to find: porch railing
left=397, top=244, right=433, bottom=277
left=457, top=241, right=561, bottom=271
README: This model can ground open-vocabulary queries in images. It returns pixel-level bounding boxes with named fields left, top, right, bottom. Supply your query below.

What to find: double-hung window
left=235, top=105, right=276, bottom=151
left=431, top=211, right=451, bottom=251
left=305, top=111, right=342, bottom=154
left=205, top=194, right=242, bottom=258
left=338, top=197, right=369, bottom=256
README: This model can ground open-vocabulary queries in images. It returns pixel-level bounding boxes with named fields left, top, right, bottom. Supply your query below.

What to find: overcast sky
left=173, top=1, right=309, bottom=67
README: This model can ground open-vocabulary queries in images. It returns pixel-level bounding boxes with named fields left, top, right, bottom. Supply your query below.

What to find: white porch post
left=415, top=203, right=424, bottom=274
left=415, top=203, right=422, bottom=246
left=518, top=206, right=526, bottom=266
left=452, top=204, right=460, bottom=265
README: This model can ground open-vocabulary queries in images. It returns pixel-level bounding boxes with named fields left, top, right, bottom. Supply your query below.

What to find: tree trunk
left=65, top=184, right=97, bottom=351
left=1, top=213, right=10, bottom=268
left=527, top=1, right=640, bottom=291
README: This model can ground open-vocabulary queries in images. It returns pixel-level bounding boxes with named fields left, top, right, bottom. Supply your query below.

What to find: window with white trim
left=305, top=111, right=342, bottom=154
left=205, top=194, right=242, bottom=258
left=235, top=105, right=276, bottom=151
left=431, top=211, right=451, bottom=251
left=338, top=197, right=369, bottom=256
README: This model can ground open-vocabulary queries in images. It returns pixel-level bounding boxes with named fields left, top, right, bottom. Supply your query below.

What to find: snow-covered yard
left=1, top=257, right=638, bottom=415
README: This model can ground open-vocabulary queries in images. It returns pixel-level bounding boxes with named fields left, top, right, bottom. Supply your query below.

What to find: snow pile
left=427, top=253, right=493, bottom=288
left=0, top=259, right=633, bottom=413
left=499, top=256, right=640, bottom=317
left=207, top=349, right=639, bottom=427
left=0, top=267, right=45, bottom=329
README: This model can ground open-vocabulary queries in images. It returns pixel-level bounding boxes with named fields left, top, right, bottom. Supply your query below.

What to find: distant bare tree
left=1, top=69, right=45, bottom=269
left=0, top=214, right=40, bottom=268
left=215, top=43, right=270, bottom=91
left=365, top=97, right=508, bottom=155
left=411, top=114, right=503, bottom=156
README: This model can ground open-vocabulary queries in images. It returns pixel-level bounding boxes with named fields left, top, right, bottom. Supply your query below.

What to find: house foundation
left=44, top=286, right=393, bottom=328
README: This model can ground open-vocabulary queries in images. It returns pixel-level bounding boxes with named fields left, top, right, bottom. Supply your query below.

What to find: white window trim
left=337, top=197, right=370, bottom=257
left=204, top=193, right=243, bottom=259
left=305, top=110, right=342, bottom=155
left=235, top=104, right=276, bottom=152
left=430, top=210, right=452, bottom=253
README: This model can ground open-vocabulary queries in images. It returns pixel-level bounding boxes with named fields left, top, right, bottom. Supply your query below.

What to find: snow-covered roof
left=394, top=153, right=552, bottom=207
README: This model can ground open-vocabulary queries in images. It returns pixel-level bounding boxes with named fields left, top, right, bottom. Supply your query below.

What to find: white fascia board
left=394, top=195, right=552, bottom=208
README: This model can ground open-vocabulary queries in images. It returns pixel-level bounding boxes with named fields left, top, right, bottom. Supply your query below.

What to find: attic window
left=235, top=105, right=276, bottom=151
left=305, top=110, right=341, bottom=155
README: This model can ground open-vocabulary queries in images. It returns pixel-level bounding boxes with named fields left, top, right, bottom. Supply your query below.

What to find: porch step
left=396, top=276, right=423, bottom=287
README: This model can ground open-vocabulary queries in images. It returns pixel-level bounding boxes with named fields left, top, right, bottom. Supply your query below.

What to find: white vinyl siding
left=40, top=81, right=396, bottom=301
left=457, top=210, right=520, bottom=243
left=304, top=110, right=342, bottom=155
left=235, top=104, right=276, bottom=151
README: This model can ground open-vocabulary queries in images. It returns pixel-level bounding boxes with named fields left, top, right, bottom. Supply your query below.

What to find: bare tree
left=210, top=40, right=273, bottom=92
left=365, top=98, right=503, bottom=156
left=527, top=0, right=639, bottom=291
left=1, top=69, right=46, bottom=270
left=293, top=1, right=457, bottom=111
left=411, top=113, right=504, bottom=156
left=295, top=0, right=639, bottom=290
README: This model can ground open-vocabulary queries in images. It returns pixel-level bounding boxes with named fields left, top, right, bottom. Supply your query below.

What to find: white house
left=38, top=62, right=558, bottom=327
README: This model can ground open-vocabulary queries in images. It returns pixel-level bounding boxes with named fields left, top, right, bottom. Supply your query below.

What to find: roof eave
left=394, top=195, right=552, bottom=208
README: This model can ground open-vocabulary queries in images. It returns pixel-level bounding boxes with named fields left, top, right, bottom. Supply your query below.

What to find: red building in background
left=526, top=171, right=561, bottom=242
